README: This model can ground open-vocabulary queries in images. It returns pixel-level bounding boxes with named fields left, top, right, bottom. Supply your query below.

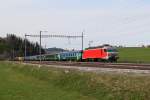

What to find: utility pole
left=82, top=32, right=84, bottom=52
left=24, top=34, right=27, bottom=61
left=39, top=31, right=42, bottom=65
left=39, top=31, right=48, bottom=65
left=12, top=49, right=15, bottom=60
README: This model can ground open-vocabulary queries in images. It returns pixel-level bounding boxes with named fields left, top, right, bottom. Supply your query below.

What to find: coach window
left=104, top=49, right=107, bottom=52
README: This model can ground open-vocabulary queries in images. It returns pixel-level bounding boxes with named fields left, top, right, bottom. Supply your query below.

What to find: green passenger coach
left=59, top=51, right=82, bottom=61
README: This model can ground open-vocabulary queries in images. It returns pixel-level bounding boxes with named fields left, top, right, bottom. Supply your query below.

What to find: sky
left=0, top=0, right=150, bottom=49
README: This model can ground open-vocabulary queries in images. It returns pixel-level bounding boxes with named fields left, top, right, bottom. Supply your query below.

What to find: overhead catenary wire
left=24, top=32, right=84, bottom=65
left=25, top=34, right=83, bottom=38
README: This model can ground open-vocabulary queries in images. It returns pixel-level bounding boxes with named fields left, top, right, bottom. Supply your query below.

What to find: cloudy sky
left=0, top=0, right=150, bottom=49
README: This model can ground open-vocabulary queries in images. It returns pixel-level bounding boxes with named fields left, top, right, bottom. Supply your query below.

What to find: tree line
left=0, top=34, right=45, bottom=60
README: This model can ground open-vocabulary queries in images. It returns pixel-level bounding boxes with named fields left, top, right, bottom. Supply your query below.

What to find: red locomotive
left=82, top=46, right=119, bottom=62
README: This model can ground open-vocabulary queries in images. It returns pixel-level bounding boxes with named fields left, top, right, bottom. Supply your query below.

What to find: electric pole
left=82, top=32, right=84, bottom=52
left=39, top=31, right=42, bottom=64
left=39, top=31, right=48, bottom=65
left=24, top=34, right=27, bottom=61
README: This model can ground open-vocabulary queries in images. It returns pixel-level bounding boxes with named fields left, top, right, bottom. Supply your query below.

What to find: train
left=18, top=45, right=119, bottom=62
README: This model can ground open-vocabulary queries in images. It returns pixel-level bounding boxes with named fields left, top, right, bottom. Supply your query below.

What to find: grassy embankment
left=0, top=62, right=150, bottom=100
left=118, top=47, right=150, bottom=63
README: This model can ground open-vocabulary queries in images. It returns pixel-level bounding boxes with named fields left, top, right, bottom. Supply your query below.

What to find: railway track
left=24, top=61, right=150, bottom=71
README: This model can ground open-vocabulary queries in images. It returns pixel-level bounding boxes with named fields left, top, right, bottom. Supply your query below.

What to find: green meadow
left=0, top=62, right=150, bottom=100
left=118, top=47, right=150, bottom=63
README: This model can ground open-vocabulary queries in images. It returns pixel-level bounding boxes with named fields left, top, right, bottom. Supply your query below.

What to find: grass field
left=118, top=47, right=150, bottom=63
left=0, top=62, right=150, bottom=100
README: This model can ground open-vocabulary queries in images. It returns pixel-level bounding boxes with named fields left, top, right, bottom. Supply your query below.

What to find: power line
left=24, top=32, right=84, bottom=65
left=25, top=34, right=82, bottom=38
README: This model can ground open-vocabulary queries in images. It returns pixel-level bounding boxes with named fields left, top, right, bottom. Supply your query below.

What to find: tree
left=0, top=34, right=45, bottom=60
